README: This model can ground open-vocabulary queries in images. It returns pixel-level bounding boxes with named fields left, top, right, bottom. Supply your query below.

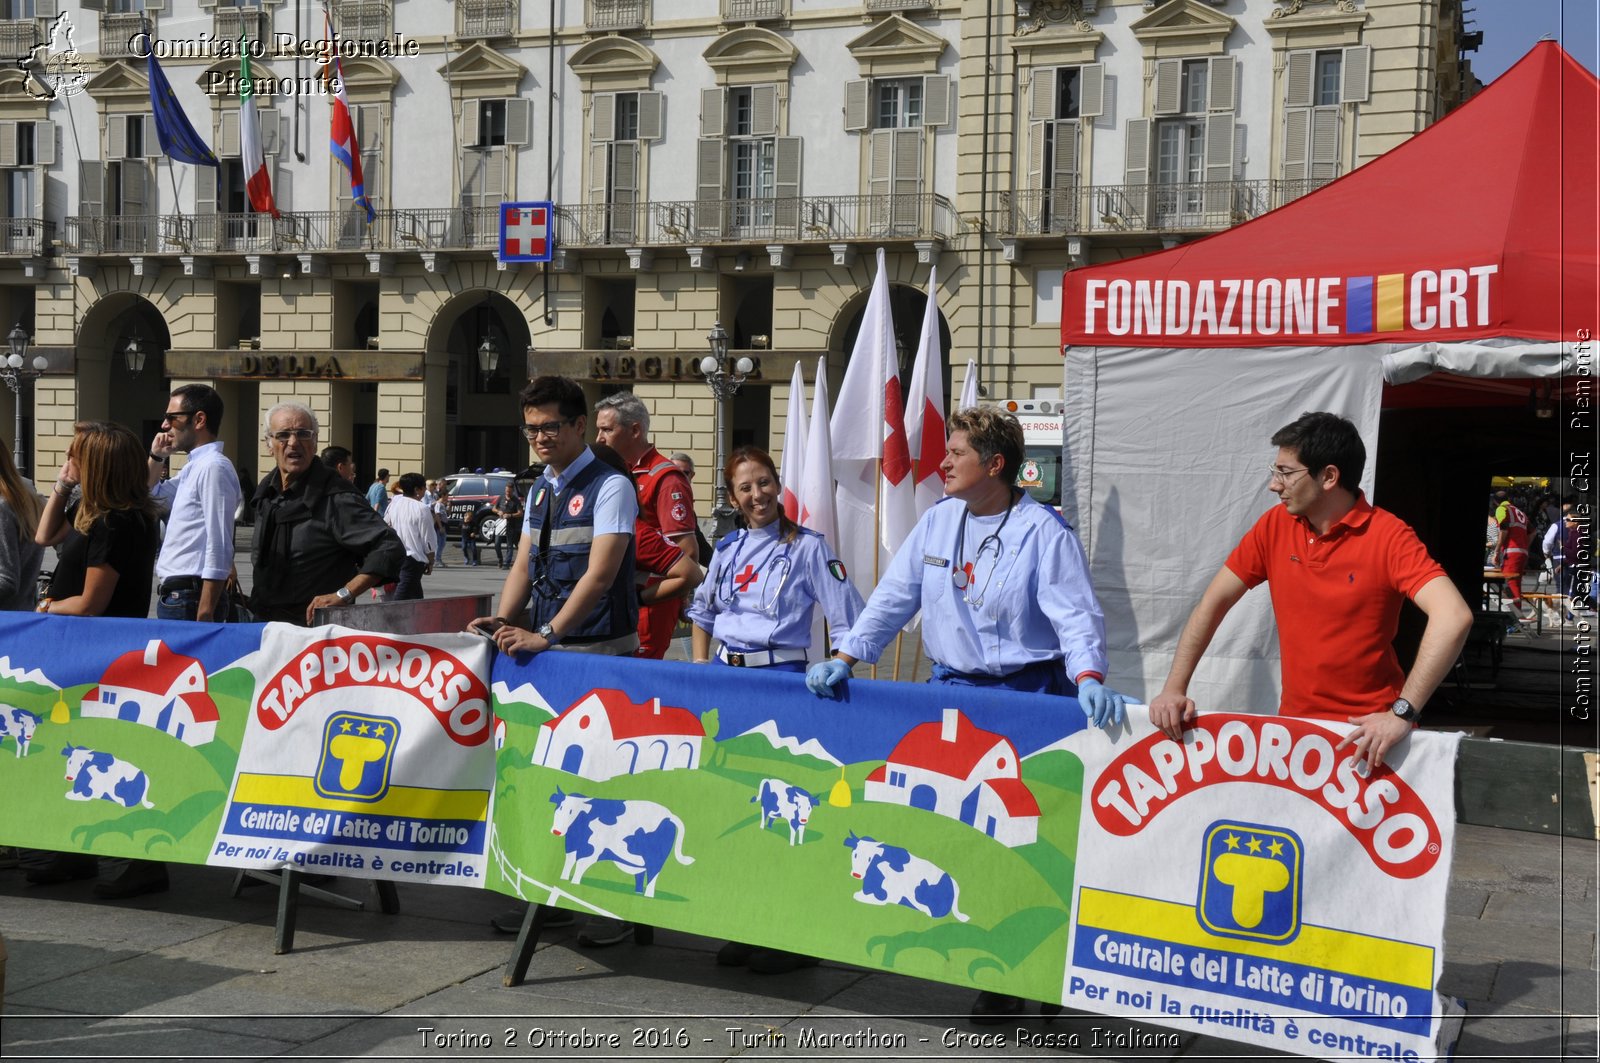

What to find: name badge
left=922, top=554, right=949, bottom=568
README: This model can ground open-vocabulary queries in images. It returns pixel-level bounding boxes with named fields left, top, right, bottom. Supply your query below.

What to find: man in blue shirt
left=147, top=383, right=240, bottom=624
left=366, top=469, right=390, bottom=514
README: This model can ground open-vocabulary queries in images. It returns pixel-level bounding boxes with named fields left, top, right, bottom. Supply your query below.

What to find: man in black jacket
left=249, top=401, right=404, bottom=625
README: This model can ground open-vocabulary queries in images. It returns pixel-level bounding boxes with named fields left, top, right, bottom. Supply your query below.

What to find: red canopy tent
left=1053, top=43, right=1596, bottom=709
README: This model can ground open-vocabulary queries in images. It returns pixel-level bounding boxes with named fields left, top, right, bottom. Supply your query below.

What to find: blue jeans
left=929, top=659, right=1071, bottom=697
left=461, top=526, right=479, bottom=565
left=156, top=583, right=229, bottom=623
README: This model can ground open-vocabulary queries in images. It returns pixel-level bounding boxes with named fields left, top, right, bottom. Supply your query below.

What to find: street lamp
left=476, top=333, right=500, bottom=387
left=1, top=323, right=46, bottom=478
left=123, top=329, right=146, bottom=377
left=698, top=321, right=754, bottom=537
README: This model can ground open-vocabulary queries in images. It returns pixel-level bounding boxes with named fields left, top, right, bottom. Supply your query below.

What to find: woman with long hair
left=0, top=440, right=43, bottom=611
left=27, top=421, right=164, bottom=896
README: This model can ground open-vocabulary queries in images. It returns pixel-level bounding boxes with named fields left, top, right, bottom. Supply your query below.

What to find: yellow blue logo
left=1196, top=820, right=1303, bottom=944
left=314, top=712, right=400, bottom=802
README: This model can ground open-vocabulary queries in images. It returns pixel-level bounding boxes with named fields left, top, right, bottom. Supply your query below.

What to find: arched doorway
left=831, top=282, right=954, bottom=407
left=425, top=290, right=534, bottom=474
left=76, top=293, right=173, bottom=445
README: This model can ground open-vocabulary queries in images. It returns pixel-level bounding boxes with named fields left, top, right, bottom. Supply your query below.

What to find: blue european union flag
left=147, top=50, right=219, bottom=168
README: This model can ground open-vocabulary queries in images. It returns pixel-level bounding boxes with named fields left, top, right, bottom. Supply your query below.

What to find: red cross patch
left=734, top=564, right=759, bottom=592
left=567, top=493, right=586, bottom=517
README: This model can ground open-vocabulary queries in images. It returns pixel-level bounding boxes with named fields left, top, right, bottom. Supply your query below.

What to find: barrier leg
left=503, top=904, right=555, bottom=987
left=275, top=868, right=301, bottom=955
left=375, top=880, right=401, bottom=915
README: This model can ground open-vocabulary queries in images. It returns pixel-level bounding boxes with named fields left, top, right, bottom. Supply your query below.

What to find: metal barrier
left=310, top=593, right=495, bottom=635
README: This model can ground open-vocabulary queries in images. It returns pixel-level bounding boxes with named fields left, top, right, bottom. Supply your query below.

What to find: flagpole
left=870, top=455, right=881, bottom=681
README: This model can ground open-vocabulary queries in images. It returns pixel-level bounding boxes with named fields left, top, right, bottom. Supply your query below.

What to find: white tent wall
left=1061, top=343, right=1387, bottom=711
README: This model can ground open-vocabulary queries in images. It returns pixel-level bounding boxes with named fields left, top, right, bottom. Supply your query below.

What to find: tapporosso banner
left=0, top=615, right=1460, bottom=1059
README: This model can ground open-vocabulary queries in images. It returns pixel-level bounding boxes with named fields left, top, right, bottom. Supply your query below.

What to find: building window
left=1282, top=46, right=1368, bottom=195
left=1025, top=64, right=1102, bottom=233
left=474, top=100, right=506, bottom=147
left=1313, top=51, right=1342, bottom=107
left=696, top=84, right=798, bottom=238
left=589, top=90, right=658, bottom=241
left=1123, top=55, right=1236, bottom=226
left=874, top=79, right=922, bottom=129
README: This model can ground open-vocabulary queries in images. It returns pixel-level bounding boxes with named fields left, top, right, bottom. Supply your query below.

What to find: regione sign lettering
left=500, top=201, right=553, bottom=263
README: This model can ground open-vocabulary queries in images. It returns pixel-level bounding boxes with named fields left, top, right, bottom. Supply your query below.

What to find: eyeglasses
left=268, top=428, right=317, bottom=444
left=162, top=410, right=192, bottom=424
left=1268, top=465, right=1311, bottom=484
left=520, top=418, right=574, bottom=440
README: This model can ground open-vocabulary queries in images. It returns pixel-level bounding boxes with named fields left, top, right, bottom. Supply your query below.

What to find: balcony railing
left=1, top=217, right=52, bottom=255
left=99, top=12, right=148, bottom=59
left=66, top=207, right=507, bottom=255
left=0, top=20, right=35, bottom=60
left=459, top=0, right=516, bottom=39
left=993, top=181, right=1294, bottom=236
left=333, top=0, right=390, bottom=41
left=864, top=0, right=931, bottom=11
left=557, top=193, right=958, bottom=247
left=723, top=0, right=784, bottom=22
left=214, top=8, right=268, bottom=44
left=586, top=0, right=648, bottom=31
left=1270, top=177, right=1335, bottom=209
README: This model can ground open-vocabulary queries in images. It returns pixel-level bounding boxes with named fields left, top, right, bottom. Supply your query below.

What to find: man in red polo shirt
left=1149, top=412, right=1472, bottom=770
left=594, top=391, right=700, bottom=658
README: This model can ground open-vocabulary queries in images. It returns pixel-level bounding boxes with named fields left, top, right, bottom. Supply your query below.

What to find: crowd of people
left=2, top=374, right=1545, bottom=1022
left=1487, top=484, right=1594, bottom=621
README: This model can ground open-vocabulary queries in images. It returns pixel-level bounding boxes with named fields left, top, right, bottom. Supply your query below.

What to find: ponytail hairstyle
left=724, top=445, right=799, bottom=545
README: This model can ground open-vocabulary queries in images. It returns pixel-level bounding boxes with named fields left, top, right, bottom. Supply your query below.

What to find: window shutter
left=1027, top=120, right=1046, bottom=192
left=122, top=160, right=148, bottom=214
left=462, top=102, right=481, bottom=147
left=1029, top=68, right=1056, bottom=121
left=1285, top=50, right=1313, bottom=109
left=922, top=74, right=950, bottom=127
left=590, top=94, right=613, bottom=143
left=774, top=135, right=800, bottom=228
left=868, top=128, right=893, bottom=198
left=611, top=140, right=638, bottom=240
left=695, top=137, right=723, bottom=236
left=1203, top=112, right=1234, bottom=213
left=143, top=0, right=165, bottom=11
left=891, top=128, right=922, bottom=230
left=1281, top=106, right=1309, bottom=181
left=196, top=167, right=216, bottom=214
left=1207, top=55, right=1236, bottom=112
left=844, top=79, right=868, bottom=132
left=35, top=0, right=58, bottom=16
left=484, top=148, right=506, bottom=201
left=1053, top=117, right=1079, bottom=187
left=505, top=98, right=531, bottom=146
left=35, top=123, right=56, bottom=166
left=1341, top=45, right=1371, bottom=103
left=79, top=160, right=104, bottom=217
left=636, top=92, right=663, bottom=141
left=1078, top=63, right=1105, bottom=119
left=1153, top=59, right=1182, bottom=116
left=358, top=106, right=381, bottom=151
left=1308, top=105, right=1340, bottom=180
left=0, top=122, right=15, bottom=169
left=1123, top=117, right=1151, bottom=185
left=588, top=143, right=610, bottom=205
left=751, top=83, right=777, bottom=137
left=700, top=88, right=724, bottom=139
left=220, top=111, right=241, bottom=157
left=259, top=108, right=280, bottom=155
left=143, top=114, right=162, bottom=158
left=274, top=163, right=292, bottom=211
left=107, top=115, right=126, bottom=160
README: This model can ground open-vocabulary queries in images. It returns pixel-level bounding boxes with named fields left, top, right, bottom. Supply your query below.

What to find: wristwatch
left=536, top=622, right=560, bottom=645
left=335, top=587, right=353, bottom=604
left=1390, top=697, right=1418, bottom=722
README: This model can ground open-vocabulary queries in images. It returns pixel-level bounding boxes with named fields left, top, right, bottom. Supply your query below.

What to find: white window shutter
left=1341, top=45, right=1371, bottom=103
left=259, top=108, right=280, bottom=155
left=590, top=94, right=613, bottom=143
left=612, top=140, right=638, bottom=203
left=1053, top=117, right=1079, bottom=187
left=868, top=128, right=892, bottom=198
left=461, top=102, right=481, bottom=147
left=274, top=163, right=291, bottom=211
left=1203, top=111, right=1234, bottom=214
left=775, top=135, right=801, bottom=228
left=1208, top=56, right=1236, bottom=112
left=695, top=137, right=724, bottom=235
left=0, top=122, right=15, bottom=169
left=484, top=148, right=506, bottom=200
left=1153, top=59, right=1182, bottom=116
left=1123, top=117, right=1151, bottom=185
left=195, top=168, right=216, bottom=214
left=1078, top=63, right=1105, bottom=119
left=1281, top=107, right=1309, bottom=181
left=35, top=123, right=56, bottom=167
left=1027, top=120, right=1046, bottom=192
left=1309, top=105, right=1340, bottom=179
left=1285, top=50, right=1313, bottom=109
left=588, top=143, right=609, bottom=204
left=505, top=98, right=531, bottom=146
left=143, top=114, right=161, bottom=158
left=922, top=75, right=950, bottom=127
left=358, top=106, right=381, bottom=151
left=107, top=115, right=126, bottom=160
left=79, top=160, right=104, bottom=217
left=636, top=92, right=663, bottom=141
left=143, top=0, right=164, bottom=11
left=220, top=111, right=241, bottom=157
left=35, top=0, right=57, bottom=15
left=844, top=79, right=869, bottom=132
left=751, top=83, right=778, bottom=137
left=700, top=88, right=724, bottom=139
left=1030, top=68, right=1056, bottom=122
left=122, top=160, right=147, bottom=214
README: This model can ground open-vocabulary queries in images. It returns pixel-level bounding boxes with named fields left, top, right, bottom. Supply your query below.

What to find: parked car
left=441, top=470, right=515, bottom=540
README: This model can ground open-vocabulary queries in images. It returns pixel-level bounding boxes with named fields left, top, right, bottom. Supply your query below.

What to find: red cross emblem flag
left=500, top=201, right=553, bottom=263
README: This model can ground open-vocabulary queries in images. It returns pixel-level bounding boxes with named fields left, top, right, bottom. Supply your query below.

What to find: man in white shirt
left=383, top=473, right=436, bottom=601
left=148, top=384, right=241, bottom=623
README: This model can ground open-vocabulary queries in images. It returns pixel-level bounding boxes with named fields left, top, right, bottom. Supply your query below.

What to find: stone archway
left=76, top=291, right=173, bottom=446
left=828, top=281, right=954, bottom=404
left=424, top=288, right=534, bottom=474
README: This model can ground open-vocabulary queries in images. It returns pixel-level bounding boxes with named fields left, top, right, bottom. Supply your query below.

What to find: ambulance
left=991, top=397, right=1064, bottom=511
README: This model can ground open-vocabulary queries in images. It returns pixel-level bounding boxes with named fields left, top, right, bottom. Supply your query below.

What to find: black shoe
left=25, top=853, right=97, bottom=885
left=490, top=905, right=575, bottom=934
left=970, top=991, right=1024, bottom=1024
left=93, top=860, right=169, bottom=900
left=748, top=948, right=820, bottom=974
left=577, top=917, right=636, bottom=947
left=716, top=941, right=755, bottom=967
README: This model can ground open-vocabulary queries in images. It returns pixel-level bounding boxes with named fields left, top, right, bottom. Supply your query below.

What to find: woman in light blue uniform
left=687, top=445, right=864, bottom=674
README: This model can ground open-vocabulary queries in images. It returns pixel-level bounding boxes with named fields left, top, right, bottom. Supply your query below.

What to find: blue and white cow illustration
left=0, top=705, right=40, bottom=757
left=842, top=832, right=968, bottom=922
left=61, top=745, right=154, bottom=809
left=549, top=787, right=694, bottom=897
left=751, top=778, right=820, bottom=846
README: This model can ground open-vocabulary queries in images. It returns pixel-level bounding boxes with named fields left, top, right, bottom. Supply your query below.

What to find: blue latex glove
left=806, top=658, right=852, bottom=698
left=1078, top=677, right=1127, bottom=729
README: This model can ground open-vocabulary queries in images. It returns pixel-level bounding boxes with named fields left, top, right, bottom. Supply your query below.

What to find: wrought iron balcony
left=214, top=8, right=269, bottom=45
left=992, top=181, right=1276, bottom=236
left=0, top=217, right=52, bottom=255
left=864, top=0, right=931, bottom=11
left=1270, top=177, right=1335, bottom=209
left=99, top=12, right=148, bottom=59
left=556, top=193, right=958, bottom=247
left=0, top=20, right=36, bottom=61
left=723, top=0, right=785, bottom=23
left=333, top=0, right=390, bottom=41
left=66, top=207, right=507, bottom=256
left=586, top=0, right=648, bottom=31
left=459, top=0, right=516, bottom=39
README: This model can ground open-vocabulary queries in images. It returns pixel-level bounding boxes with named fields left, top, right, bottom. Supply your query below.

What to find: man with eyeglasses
left=470, top=375, right=641, bottom=945
left=146, top=384, right=241, bottom=624
left=1149, top=411, right=1472, bottom=773
left=248, top=401, right=404, bottom=625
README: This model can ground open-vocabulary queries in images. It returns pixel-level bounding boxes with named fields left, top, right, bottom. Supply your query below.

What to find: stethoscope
left=951, top=491, right=1017, bottom=609
left=716, top=528, right=795, bottom=619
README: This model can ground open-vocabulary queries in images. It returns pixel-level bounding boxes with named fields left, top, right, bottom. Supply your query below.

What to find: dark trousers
left=392, top=557, right=426, bottom=601
left=156, top=580, right=229, bottom=623
left=461, top=526, right=480, bottom=565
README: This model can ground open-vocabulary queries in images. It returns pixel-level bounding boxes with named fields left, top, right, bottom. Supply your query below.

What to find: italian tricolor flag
left=239, top=34, right=278, bottom=218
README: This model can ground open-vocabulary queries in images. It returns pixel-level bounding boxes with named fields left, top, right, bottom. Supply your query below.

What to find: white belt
left=717, top=645, right=808, bottom=667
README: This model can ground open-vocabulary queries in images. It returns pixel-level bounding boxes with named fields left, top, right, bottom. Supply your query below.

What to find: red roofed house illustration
left=532, top=688, right=703, bottom=781
left=864, top=707, right=1040, bottom=847
left=80, top=639, right=218, bottom=746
